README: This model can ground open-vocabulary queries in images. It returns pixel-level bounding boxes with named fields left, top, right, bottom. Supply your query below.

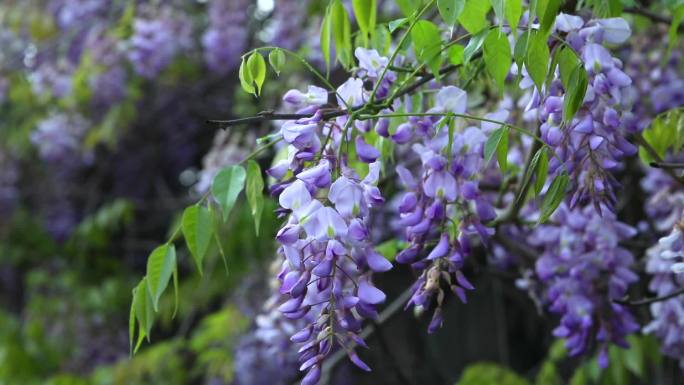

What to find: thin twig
left=634, top=133, right=684, bottom=186
left=613, top=287, right=684, bottom=306
left=650, top=161, right=684, bottom=170
left=624, top=6, right=677, bottom=27
left=208, top=64, right=462, bottom=128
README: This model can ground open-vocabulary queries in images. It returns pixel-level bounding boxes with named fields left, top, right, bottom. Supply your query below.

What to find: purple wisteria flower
left=387, top=86, right=498, bottom=331
left=530, top=203, right=639, bottom=367
left=128, top=8, right=191, bottom=78
left=266, top=51, right=399, bottom=382
left=522, top=16, right=638, bottom=213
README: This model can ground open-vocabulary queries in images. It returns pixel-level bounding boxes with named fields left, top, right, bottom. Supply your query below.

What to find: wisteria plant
left=111, top=0, right=684, bottom=384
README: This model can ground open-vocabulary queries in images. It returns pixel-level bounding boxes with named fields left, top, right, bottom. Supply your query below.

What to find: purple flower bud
left=392, top=123, right=413, bottom=144
left=301, top=365, right=321, bottom=385
left=312, top=258, right=333, bottom=277
left=267, top=160, right=290, bottom=180
left=399, top=192, right=418, bottom=214
left=276, top=224, right=301, bottom=245
left=358, top=281, right=386, bottom=304
left=348, top=350, right=372, bottom=372
left=428, top=308, right=444, bottom=333
left=427, top=233, right=450, bottom=260
left=355, top=136, right=380, bottom=163
left=283, top=89, right=306, bottom=105
left=291, top=326, right=313, bottom=343
left=366, top=250, right=393, bottom=272
left=348, top=218, right=369, bottom=241
left=375, top=118, right=390, bottom=137
left=297, top=160, right=332, bottom=188
left=396, top=244, right=420, bottom=264
left=426, top=200, right=445, bottom=220
left=278, top=295, right=304, bottom=313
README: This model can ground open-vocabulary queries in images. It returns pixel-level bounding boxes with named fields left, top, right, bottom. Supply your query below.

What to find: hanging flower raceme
left=530, top=203, right=639, bottom=367
left=644, top=219, right=684, bottom=367
left=524, top=15, right=638, bottom=213
left=389, top=86, right=496, bottom=332
left=265, top=48, right=399, bottom=384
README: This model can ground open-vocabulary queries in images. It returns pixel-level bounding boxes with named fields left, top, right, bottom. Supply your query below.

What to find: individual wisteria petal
left=555, top=13, right=584, bottom=32
left=279, top=180, right=312, bottom=210
left=358, top=281, right=386, bottom=304
left=348, top=350, right=372, bottom=372
left=283, top=85, right=329, bottom=107
left=596, top=18, right=631, bottom=44
left=336, top=78, right=365, bottom=107
left=312, top=207, right=348, bottom=240
left=355, top=47, right=388, bottom=78
left=328, top=176, right=365, bottom=217
left=430, top=86, right=468, bottom=114
left=423, top=170, right=458, bottom=201
left=301, top=365, right=321, bottom=385
left=355, top=136, right=380, bottom=163
left=583, top=43, right=614, bottom=72
left=365, top=250, right=393, bottom=272
left=297, top=160, right=332, bottom=188
left=427, top=233, right=449, bottom=260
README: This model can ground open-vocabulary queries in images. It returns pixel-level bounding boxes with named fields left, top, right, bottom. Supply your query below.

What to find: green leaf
left=376, top=239, right=405, bottom=262
left=246, top=160, right=265, bottom=236
left=538, top=172, right=569, bottom=224
left=389, top=18, right=408, bottom=33
left=211, top=165, right=247, bottom=221
left=146, top=244, right=176, bottom=311
left=458, top=0, right=492, bottom=33
left=268, top=48, right=286, bottom=75
left=496, top=126, right=509, bottom=173
left=372, top=25, right=392, bottom=55
left=483, top=28, right=512, bottom=93
left=172, top=262, right=179, bottom=318
left=489, top=0, right=504, bottom=28
left=464, top=28, right=490, bottom=63
left=537, top=0, right=561, bottom=36
left=129, top=294, right=136, bottom=355
left=563, top=64, right=588, bottom=123
left=535, top=147, right=549, bottom=195
left=320, top=7, right=332, bottom=74
left=182, top=205, right=214, bottom=275
left=437, top=0, right=465, bottom=27
left=331, top=0, right=353, bottom=69
left=238, top=57, right=255, bottom=95
left=352, top=0, right=377, bottom=44
left=513, top=30, right=529, bottom=70
left=623, top=335, right=644, bottom=378
left=519, top=147, right=547, bottom=201
left=246, top=52, right=267, bottom=96
left=411, top=20, right=443, bottom=77
left=505, top=0, right=522, bottom=36
left=524, top=31, right=550, bottom=92
left=557, top=47, right=580, bottom=89
left=133, top=278, right=155, bottom=342
left=396, top=0, right=423, bottom=16
left=668, top=4, right=684, bottom=58
left=447, top=44, right=465, bottom=65
left=457, top=362, right=531, bottom=385
left=640, top=108, right=684, bottom=163
left=485, top=126, right=509, bottom=170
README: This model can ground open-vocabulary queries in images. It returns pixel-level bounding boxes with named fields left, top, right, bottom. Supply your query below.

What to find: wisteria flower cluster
left=530, top=203, right=639, bottom=367
left=527, top=14, right=638, bottom=212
